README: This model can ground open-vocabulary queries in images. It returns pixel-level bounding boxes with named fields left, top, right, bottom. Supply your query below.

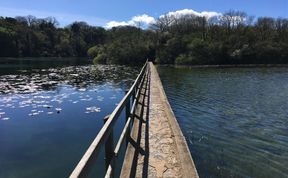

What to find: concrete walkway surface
left=120, top=62, right=198, bottom=178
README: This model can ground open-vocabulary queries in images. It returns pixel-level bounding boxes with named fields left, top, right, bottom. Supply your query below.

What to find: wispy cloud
left=0, top=7, right=109, bottom=27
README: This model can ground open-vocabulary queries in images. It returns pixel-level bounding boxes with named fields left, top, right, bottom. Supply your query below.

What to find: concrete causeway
left=120, top=62, right=199, bottom=178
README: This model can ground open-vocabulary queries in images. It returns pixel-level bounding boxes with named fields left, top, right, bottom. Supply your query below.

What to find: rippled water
left=0, top=60, right=139, bottom=178
left=157, top=66, right=288, bottom=178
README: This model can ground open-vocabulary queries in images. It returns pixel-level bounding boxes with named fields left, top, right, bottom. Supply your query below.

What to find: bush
left=254, top=41, right=284, bottom=64
left=186, top=39, right=212, bottom=64
left=175, top=54, right=194, bottom=65
left=87, top=45, right=103, bottom=58
left=93, top=53, right=107, bottom=64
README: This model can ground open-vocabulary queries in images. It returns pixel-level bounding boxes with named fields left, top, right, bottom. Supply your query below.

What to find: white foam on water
left=55, top=108, right=62, bottom=111
left=29, top=112, right=39, bottom=116
left=109, top=96, right=116, bottom=100
left=86, top=106, right=101, bottom=113
left=1, top=117, right=10, bottom=121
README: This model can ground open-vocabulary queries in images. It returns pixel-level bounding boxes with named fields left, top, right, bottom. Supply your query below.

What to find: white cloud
left=0, top=7, right=109, bottom=27
left=162, top=9, right=221, bottom=19
left=105, top=14, right=155, bottom=28
left=163, top=9, right=201, bottom=18
left=129, top=14, right=156, bottom=25
left=105, top=21, right=130, bottom=28
left=105, top=9, right=221, bottom=29
left=201, top=11, right=222, bottom=19
left=1, top=7, right=224, bottom=28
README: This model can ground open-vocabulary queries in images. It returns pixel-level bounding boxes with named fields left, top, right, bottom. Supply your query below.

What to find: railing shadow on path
left=126, top=63, right=151, bottom=178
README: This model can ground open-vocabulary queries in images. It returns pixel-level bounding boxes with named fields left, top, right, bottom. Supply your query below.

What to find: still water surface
left=157, top=66, right=288, bottom=178
left=0, top=58, right=139, bottom=178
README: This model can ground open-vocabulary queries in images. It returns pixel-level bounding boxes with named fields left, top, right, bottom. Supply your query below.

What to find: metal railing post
left=103, top=115, right=114, bottom=177
left=69, top=62, right=148, bottom=178
left=132, top=88, right=136, bottom=104
left=125, top=90, right=131, bottom=146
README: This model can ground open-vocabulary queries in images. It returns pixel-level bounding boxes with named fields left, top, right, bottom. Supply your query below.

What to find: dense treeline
left=0, top=15, right=106, bottom=57
left=0, top=10, right=288, bottom=65
left=151, top=11, right=288, bottom=65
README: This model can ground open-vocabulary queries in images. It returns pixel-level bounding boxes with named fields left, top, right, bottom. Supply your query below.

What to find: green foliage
left=89, top=26, right=154, bottom=65
left=0, top=12, right=288, bottom=65
left=175, top=54, right=195, bottom=65
left=0, top=16, right=105, bottom=57
left=87, top=46, right=102, bottom=58
left=152, top=11, right=288, bottom=65
left=155, top=35, right=186, bottom=64
left=93, top=53, right=107, bottom=64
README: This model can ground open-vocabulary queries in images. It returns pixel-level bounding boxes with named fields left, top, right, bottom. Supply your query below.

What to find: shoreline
left=157, top=63, right=288, bottom=68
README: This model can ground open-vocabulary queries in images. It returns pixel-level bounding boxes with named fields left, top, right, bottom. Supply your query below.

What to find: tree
left=0, top=10, right=287, bottom=65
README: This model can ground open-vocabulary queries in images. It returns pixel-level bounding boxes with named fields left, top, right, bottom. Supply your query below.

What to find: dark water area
left=0, top=57, right=91, bottom=75
left=0, top=58, right=139, bottom=178
left=157, top=66, right=288, bottom=178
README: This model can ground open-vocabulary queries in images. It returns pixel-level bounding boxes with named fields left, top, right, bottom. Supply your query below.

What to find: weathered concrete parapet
left=120, top=62, right=199, bottom=178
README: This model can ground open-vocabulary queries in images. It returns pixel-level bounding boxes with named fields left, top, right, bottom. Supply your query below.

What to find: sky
left=0, top=0, right=287, bottom=27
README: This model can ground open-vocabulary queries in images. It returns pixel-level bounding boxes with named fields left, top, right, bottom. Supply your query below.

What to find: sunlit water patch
left=157, top=66, right=288, bottom=178
left=0, top=64, right=139, bottom=178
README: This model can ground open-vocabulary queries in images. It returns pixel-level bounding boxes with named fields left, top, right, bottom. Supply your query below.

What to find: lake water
left=0, top=58, right=139, bottom=178
left=157, top=66, right=288, bottom=178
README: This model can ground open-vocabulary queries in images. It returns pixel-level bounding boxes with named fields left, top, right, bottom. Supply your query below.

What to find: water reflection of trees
left=0, top=65, right=139, bottom=94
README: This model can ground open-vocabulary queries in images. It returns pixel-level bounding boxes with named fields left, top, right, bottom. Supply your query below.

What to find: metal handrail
left=69, top=61, right=149, bottom=178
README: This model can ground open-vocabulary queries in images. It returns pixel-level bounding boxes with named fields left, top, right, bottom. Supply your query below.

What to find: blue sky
left=0, top=0, right=287, bottom=27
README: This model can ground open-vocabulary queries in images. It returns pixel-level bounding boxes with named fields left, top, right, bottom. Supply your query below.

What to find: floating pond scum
left=0, top=63, right=139, bottom=178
